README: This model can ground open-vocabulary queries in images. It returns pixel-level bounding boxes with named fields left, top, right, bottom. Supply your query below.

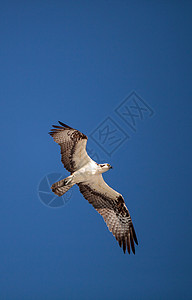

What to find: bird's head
left=99, top=163, right=113, bottom=173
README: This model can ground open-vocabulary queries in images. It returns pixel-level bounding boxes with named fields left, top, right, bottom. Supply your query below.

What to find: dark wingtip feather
left=58, top=121, right=73, bottom=129
left=123, top=238, right=126, bottom=254
left=118, top=240, right=122, bottom=248
left=52, top=125, right=65, bottom=129
left=132, top=226, right=138, bottom=245
left=127, top=235, right=130, bottom=254
left=130, top=229, right=135, bottom=254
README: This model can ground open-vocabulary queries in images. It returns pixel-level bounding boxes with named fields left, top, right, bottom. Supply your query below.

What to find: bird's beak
left=110, top=165, right=113, bottom=169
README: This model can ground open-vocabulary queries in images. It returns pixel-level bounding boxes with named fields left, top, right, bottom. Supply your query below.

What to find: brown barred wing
left=77, top=175, right=138, bottom=254
left=49, top=121, right=92, bottom=173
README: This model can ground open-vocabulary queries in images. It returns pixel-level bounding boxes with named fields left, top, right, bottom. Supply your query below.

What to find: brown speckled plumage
left=49, top=121, right=138, bottom=254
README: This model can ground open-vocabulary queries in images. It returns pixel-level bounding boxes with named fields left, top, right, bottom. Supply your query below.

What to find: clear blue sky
left=0, top=1, right=192, bottom=299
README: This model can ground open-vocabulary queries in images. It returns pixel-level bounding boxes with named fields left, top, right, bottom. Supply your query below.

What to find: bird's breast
left=73, top=162, right=99, bottom=183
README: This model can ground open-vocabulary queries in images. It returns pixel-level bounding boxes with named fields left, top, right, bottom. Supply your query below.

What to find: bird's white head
left=99, top=163, right=113, bottom=173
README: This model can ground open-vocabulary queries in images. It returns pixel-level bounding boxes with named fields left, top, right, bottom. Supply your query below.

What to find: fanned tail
left=51, top=176, right=75, bottom=196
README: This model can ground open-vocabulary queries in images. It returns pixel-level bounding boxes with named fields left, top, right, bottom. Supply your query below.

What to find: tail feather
left=51, top=177, right=75, bottom=196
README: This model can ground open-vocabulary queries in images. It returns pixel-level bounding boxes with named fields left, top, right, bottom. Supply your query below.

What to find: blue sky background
left=0, top=1, right=192, bottom=299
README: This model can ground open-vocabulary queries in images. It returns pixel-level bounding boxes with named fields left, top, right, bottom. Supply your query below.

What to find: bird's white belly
left=72, top=161, right=99, bottom=183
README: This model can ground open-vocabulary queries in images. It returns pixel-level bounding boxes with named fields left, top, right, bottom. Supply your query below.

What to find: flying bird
left=49, top=121, right=138, bottom=254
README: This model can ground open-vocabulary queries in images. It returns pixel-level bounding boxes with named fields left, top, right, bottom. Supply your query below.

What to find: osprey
left=49, top=121, right=138, bottom=254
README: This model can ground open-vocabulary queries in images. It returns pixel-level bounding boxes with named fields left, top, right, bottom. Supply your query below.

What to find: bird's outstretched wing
left=49, top=121, right=92, bottom=173
left=77, top=175, right=138, bottom=254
